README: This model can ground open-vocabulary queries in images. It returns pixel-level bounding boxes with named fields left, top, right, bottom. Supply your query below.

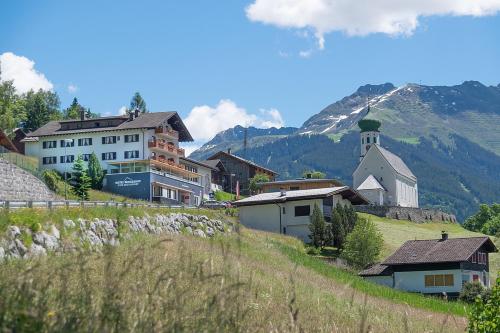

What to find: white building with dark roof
left=359, top=233, right=498, bottom=296
left=23, top=110, right=211, bottom=205
left=353, top=119, right=418, bottom=207
left=233, top=187, right=368, bottom=241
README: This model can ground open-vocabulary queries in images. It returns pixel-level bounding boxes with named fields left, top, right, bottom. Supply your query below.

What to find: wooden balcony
left=148, top=140, right=185, bottom=157
left=150, top=156, right=199, bottom=177
left=155, top=127, right=179, bottom=140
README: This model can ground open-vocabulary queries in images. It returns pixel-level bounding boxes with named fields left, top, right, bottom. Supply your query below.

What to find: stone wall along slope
left=0, top=213, right=232, bottom=260
left=0, top=158, right=55, bottom=201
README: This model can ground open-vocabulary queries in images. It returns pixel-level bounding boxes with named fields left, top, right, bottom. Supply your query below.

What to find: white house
left=352, top=119, right=418, bottom=208
left=359, top=233, right=498, bottom=297
left=233, top=187, right=368, bottom=242
left=23, top=110, right=215, bottom=205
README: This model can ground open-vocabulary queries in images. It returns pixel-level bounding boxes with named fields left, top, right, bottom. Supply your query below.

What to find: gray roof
left=356, top=175, right=385, bottom=191
left=233, top=186, right=368, bottom=206
left=208, top=151, right=277, bottom=176
left=26, top=112, right=194, bottom=141
left=383, top=236, right=497, bottom=265
left=179, top=157, right=218, bottom=170
left=375, top=145, right=416, bottom=181
left=260, top=178, right=345, bottom=186
left=358, top=263, right=392, bottom=276
left=202, top=159, right=223, bottom=170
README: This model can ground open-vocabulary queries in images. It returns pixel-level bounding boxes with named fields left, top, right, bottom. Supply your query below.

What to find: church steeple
left=358, top=104, right=381, bottom=161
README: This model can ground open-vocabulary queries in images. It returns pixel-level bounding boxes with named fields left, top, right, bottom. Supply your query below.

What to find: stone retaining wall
left=0, top=158, right=55, bottom=201
left=0, top=213, right=232, bottom=260
left=354, top=205, right=457, bottom=223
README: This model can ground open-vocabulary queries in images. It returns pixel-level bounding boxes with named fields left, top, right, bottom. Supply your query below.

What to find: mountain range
left=189, top=81, right=500, bottom=221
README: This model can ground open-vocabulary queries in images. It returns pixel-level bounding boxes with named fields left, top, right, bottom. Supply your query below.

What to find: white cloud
left=118, top=106, right=127, bottom=115
left=246, top=0, right=500, bottom=49
left=183, top=99, right=284, bottom=142
left=67, top=84, right=78, bottom=93
left=0, top=52, right=53, bottom=94
left=299, top=49, right=313, bottom=58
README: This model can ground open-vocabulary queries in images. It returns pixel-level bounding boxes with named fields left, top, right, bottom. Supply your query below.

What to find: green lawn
left=360, top=213, right=500, bottom=280
left=214, top=190, right=246, bottom=201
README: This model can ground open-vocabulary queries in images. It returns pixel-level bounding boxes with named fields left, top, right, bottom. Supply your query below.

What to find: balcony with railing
left=148, top=140, right=185, bottom=157
left=150, top=155, right=199, bottom=178
left=154, top=127, right=179, bottom=140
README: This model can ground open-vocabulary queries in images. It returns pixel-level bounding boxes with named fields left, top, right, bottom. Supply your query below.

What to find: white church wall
left=395, top=176, right=418, bottom=208
left=353, top=147, right=396, bottom=205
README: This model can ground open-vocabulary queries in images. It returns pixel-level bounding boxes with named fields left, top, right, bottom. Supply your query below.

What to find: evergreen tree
left=341, top=218, right=383, bottom=268
left=63, top=97, right=85, bottom=119
left=22, top=89, right=61, bottom=132
left=87, top=152, right=104, bottom=190
left=308, top=203, right=326, bottom=248
left=127, top=92, right=148, bottom=114
left=302, top=170, right=326, bottom=179
left=328, top=203, right=358, bottom=249
left=71, top=155, right=91, bottom=200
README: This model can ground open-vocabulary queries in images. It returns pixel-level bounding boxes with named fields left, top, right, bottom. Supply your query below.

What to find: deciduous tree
left=341, top=217, right=383, bottom=268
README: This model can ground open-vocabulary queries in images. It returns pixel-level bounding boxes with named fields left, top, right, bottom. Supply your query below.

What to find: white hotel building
left=23, top=110, right=215, bottom=205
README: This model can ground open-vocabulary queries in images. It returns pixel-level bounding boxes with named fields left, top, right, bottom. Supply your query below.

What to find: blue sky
left=1, top=0, right=500, bottom=150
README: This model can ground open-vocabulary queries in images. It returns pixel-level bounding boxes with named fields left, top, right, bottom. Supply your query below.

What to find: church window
left=361, top=138, right=364, bottom=144
left=367, top=137, right=371, bottom=143
left=374, top=137, right=377, bottom=143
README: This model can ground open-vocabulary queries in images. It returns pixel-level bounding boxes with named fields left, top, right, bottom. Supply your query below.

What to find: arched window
left=374, top=136, right=377, bottom=143
left=367, top=137, right=371, bottom=144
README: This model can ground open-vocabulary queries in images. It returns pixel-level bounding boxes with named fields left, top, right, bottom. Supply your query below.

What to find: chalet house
left=258, top=178, right=344, bottom=193
left=353, top=119, right=418, bottom=208
left=206, top=150, right=277, bottom=195
left=233, top=187, right=368, bottom=241
left=359, top=233, right=498, bottom=296
left=23, top=110, right=211, bottom=205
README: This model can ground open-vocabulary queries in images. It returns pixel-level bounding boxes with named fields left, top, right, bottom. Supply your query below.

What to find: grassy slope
left=360, top=213, right=500, bottom=280
left=0, top=220, right=468, bottom=332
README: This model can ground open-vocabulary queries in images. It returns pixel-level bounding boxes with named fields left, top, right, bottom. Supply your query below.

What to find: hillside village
left=1, top=2, right=500, bottom=331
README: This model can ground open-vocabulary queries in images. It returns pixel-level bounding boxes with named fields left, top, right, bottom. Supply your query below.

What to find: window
left=472, top=252, right=477, bottom=263
left=42, top=141, right=57, bottom=149
left=82, top=154, right=92, bottom=162
left=102, top=152, right=117, bottom=160
left=294, top=205, right=311, bottom=217
left=367, top=137, right=371, bottom=144
left=124, top=134, right=140, bottom=143
left=102, top=136, right=118, bottom=144
left=124, top=150, right=139, bottom=159
left=282, top=207, right=286, bottom=214
left=374, top=136, right=377, bottom=143
left=60, top=155, right=75, bottom=163
left=60, top=139, right=75, bottom=147
left=42, top=156, right=57, bottom=165
left=361, top=138, right=364, bottom=144
left=289, top=186, right=300, bottom=190
left=424, top=274, right=454, bottom=287
left=78, top=138, right=93, bottom=146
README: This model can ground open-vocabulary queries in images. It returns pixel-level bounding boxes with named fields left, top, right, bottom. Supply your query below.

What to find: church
left=352, top=118, right=419, bottom=208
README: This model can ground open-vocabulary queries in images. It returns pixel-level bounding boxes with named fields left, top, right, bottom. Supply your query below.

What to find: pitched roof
left=358, top=263, right=393, bottom=277
left=260, top=178, right=345, bottom=187
left=26, top=112, right=193, bottom=141
left=356, top=175, right=385, bottom=191
left=202, top=159, right=225, bottom=171
left=233, top=186, right=368, bottom=206
left=179, top=157, right=218, bottom=170
left=374, top=145, right=416, bottom=181
left=207, top=151, right=277, bottom=175
left=383, top=236, right=497, bottom=266
left=0, top=129, right=19, bottom=152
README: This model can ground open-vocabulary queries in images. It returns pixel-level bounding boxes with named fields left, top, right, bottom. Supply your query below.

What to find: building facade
left=23, top=111, right=211, bottom=205
left=359, top=234, right=498, bottom=296
left=353, top=119, right=418, bottom=208
left=206, top=150, right=277, bottom=195
left=234, top=187, right=368, bottom=241
left=258, top=178, right=344, bottom=193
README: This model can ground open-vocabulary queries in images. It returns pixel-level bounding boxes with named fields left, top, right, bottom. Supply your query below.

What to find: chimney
left=227, top=148, right=232, bottom=155
left=441, top=231, right=448, bottom=241
left=134, top=108, right=140, bottom=118
left=80, top=109, right=85, bottom=121
left=280, top=188, right=286, bottom=197
left=128, top=112, right=134, bottom=121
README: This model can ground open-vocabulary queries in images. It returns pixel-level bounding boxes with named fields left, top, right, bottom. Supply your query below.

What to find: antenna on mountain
left=243, top=127, right=248, bottom=158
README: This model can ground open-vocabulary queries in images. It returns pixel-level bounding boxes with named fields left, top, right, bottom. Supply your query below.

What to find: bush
left=467, top=276, right=500, bottom=333
left=340, top=218, right=383, bottom=268
left=41, top=169, right=62, bottom=192
left=305, top=246, right=321, bottom=256
left=460, top=282, right=486, bottom=304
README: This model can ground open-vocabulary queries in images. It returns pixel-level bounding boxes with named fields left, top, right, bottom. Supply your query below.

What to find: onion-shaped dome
left=358, top=119, right=381, bottom=132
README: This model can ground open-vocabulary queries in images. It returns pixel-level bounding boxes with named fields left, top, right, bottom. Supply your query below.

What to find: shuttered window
left=424, top=274, right=454, bottom=287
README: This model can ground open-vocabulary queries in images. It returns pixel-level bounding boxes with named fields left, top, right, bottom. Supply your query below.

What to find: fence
left=0, top=146, right=41, bottom=177
left=0, top=200, right=197, bottom=211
